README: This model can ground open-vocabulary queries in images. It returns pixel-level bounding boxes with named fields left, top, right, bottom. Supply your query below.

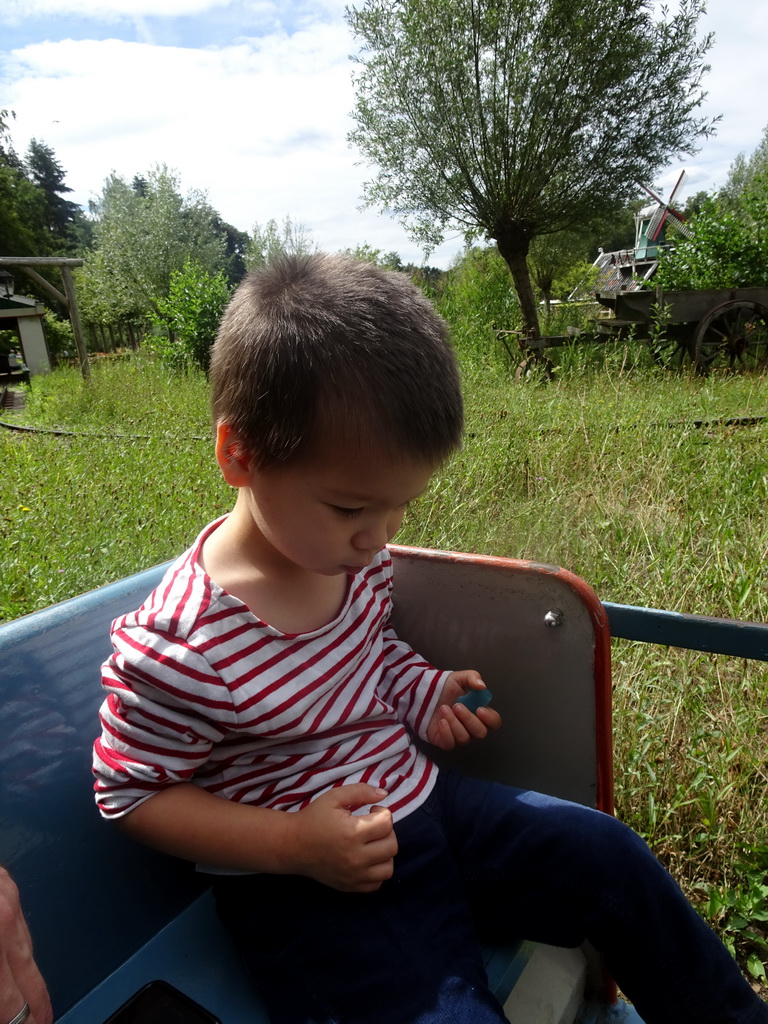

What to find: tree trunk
left=494, top=230, right=541, bottom=339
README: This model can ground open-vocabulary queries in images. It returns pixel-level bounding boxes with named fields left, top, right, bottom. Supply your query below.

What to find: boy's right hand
left=289, top=784, right=397, bottom=893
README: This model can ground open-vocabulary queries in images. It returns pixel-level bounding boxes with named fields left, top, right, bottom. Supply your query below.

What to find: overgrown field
left=2, top=353, right=767, bottom=985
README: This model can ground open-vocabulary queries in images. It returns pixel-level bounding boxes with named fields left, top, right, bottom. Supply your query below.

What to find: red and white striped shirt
left=93, top=519, right=449, bottom=823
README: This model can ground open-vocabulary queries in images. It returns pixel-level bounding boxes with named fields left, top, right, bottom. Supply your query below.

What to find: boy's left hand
left=426, top=671, right=501, bottom=751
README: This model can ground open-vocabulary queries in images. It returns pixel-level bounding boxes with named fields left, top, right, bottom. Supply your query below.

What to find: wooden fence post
left=60, top=265, right=90, bottom=380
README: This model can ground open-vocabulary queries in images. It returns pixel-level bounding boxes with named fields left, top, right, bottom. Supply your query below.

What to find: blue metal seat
left=0, top=547, right=624, bottom=1023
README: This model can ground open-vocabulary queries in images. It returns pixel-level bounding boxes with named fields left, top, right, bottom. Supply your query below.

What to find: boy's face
left=242, top=444, right=436, bottom=577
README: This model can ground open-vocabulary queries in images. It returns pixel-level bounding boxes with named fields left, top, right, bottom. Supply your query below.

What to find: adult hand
left=426, top=670, right=502, bottom=751
left=289, top=784, right=398, bottom=893
left=0, top=867, right=52, bottom=1024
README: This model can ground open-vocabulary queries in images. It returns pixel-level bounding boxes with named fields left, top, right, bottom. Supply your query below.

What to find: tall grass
left=1, top=351, right=767, bottom=984
left=1, top=358, right=229, bottom=618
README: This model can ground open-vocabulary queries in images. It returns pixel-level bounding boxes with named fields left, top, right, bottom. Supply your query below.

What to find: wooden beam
left=60, top=265, right=91, bottom=380
left=0, top=257, right=84, bottom=267
left=17, top=266, right=68, bottom=307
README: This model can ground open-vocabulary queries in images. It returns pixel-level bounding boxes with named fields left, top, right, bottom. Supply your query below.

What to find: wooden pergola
left=0, top=256, right=90, bottom=379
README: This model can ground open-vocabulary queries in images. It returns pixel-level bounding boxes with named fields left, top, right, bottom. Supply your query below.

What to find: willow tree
left=347, top=0, right=716, bottom=338
left=81, top=166, right=226, bottom=322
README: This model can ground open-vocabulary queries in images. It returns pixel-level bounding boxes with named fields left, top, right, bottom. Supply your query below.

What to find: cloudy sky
left=1, top=0, right=767, bottom=268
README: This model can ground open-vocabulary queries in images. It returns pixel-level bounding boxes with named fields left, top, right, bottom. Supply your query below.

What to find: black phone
left=103, top=980, right=221, bottom=1024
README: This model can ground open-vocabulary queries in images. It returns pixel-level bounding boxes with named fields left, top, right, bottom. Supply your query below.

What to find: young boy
left=93, top=254, right=766, bottom=1024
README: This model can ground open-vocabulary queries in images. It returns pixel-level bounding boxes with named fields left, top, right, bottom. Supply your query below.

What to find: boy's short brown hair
left=210, top=252, right=463, bottom=468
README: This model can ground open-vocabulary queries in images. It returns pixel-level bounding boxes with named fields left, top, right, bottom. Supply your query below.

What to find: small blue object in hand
left=454, top=689, right=493, bottom=714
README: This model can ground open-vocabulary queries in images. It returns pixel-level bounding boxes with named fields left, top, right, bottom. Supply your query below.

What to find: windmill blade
left=668, top=170, right=688, bottom=206
left=638, top=181, right=665, bottom=206
left=647, top=205, right=668, bottom=241
left=666, top=206, right=694, bottom=238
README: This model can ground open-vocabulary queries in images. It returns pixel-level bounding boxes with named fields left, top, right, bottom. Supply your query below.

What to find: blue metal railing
left=603, top=602, right=768, bottom=662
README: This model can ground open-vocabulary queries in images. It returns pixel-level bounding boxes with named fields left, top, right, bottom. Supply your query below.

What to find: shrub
left=43, top=312, right=75, bottom=362
left=657, top=180, right=768, bottom=291
left=147, top=260, right=231, bottom=372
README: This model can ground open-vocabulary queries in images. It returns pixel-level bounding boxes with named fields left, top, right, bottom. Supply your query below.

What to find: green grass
left=2, top=352, right=767, bottom=985
left=1, top=359, right=230, bottom=617
left=405, top=361, right=768, bottom=621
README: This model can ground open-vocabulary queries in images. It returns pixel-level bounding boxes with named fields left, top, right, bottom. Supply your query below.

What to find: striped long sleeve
left=93, top=521, right=449, bottom=823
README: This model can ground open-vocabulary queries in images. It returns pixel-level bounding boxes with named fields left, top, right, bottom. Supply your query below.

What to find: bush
left=147, top=260, right=231, bottom=372
left=43, top=312, right=75, bottom=362
left=435, top=247, right=520, bottom=371
left=657, top=184, right=768, bottom=291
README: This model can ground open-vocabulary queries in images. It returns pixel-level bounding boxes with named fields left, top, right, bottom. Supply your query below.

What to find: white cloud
left=682, top=2, right=768, bottom=190
left=2, top=0, right=234, bottom=18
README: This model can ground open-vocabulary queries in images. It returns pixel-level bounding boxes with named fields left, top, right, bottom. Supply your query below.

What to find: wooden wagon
left=510, top=286, right=768, bottom=378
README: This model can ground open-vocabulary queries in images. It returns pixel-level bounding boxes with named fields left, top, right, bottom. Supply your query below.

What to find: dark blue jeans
left=213, top=771, right=767, bottom=1024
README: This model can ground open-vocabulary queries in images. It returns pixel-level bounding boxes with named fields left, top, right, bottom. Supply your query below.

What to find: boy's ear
left=215, top=422, right=252, bottom=487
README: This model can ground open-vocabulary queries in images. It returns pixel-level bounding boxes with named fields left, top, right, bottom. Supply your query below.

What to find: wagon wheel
left=515, top=354, right=555, bottom=382
left=648, top=326, right=694, bottom=369
left=693, top=300, right=768, bottom=374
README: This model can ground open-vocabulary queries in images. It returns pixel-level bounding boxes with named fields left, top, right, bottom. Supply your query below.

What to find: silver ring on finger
left=6, top=1004, right=30, bottom=1024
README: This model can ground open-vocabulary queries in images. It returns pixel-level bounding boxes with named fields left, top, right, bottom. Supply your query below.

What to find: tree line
left=0, top=114, right=306, bottom=367
left=1, top=109, right=85, bottom=256
left=0, top=112, right=447, bottom=371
